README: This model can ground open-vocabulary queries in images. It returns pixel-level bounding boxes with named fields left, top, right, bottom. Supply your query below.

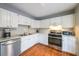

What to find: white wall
left=0, top=25, right=37, bottom=37
left=75, top=4, right=79, bottom=55
left=11, top=25, right=37, bottom=36
left=39, top=28, right=49, bottom=34
left=0, top=28, right=3, bottom=37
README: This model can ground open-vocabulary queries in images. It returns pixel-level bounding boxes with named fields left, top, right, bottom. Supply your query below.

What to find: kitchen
left=0, top=3, right=79, bottom=56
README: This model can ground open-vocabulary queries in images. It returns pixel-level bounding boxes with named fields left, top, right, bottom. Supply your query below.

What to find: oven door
left=48, top=37, right=62, bottom=47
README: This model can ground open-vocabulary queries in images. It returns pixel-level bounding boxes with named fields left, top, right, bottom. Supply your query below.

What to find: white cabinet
left=39, top=17, right=62, bottom=28
left=21, top=34, right=48, bottom=53
left=62, top=35, right=76, bottom=54
left=31, top=20, right=40, bottom=28
left=39, top=20, right=44, bottom=28
left=61, top=14, right=74, bottom=28
left=10, top=11, right=18, bottom=28
left=18, top=15, right=33, bottom=26
left=49, top=17, right=62, bottom=26
left=39, top=14, right=74, bottom=29
left=38, top=34, right=48, bottom=45
left=0, top=8, right=10, bottom=27
left=0, top=8, right=18, bottom=28
left=21, top=36, right=31, bottom=53
left=24, top=17, right=32, bottom=25
left=39, top=17, right=61, bottom=28
left=18, top=15, right=25, bottom=25
left=33, top=33, right=48, bottom=45
left=21, top=34, right=39, bottom=53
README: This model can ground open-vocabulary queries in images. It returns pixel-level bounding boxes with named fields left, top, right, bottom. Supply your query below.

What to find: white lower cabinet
left=21, top=35, right=37, bottom=53
left=62, top=35, right=76, bottom=54
left=21, top=36, right=31, bottom=53
left=38, top=34, right=48, bottom=45
left=21, top=34, right=48, bottom=53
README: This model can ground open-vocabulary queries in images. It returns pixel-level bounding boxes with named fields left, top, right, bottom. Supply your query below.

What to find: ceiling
left=9, top=3, right=77, bottom=20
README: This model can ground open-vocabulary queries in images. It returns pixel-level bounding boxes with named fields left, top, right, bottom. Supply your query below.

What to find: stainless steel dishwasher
left=0, top=38, right=21, bottom=56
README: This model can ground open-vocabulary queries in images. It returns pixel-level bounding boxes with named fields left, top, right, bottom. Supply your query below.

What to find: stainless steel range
left=48, top=31, right=62, bottom=47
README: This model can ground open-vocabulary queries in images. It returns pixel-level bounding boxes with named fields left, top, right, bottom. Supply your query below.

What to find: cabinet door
left=0, top=8, right=10, bottom=27
left=40, top=20, right=44, bottom=28
left=31, top=20, right=40, bottom=28
left=0, top=8, right=18, bottom=28
left=37, top=34, right=48, bottom=45
left=40, top=34, right=48, bottom=45
left=62, top=36, right=76, bottom=54
left=10, top=12, right=18, bottom=28
left=18, top=15, right=24, bottom=25
left=68, top=36, right=76, bottom=53
left=21, top=35, right=39, bottom=53
left=50, top=17, right=62, bottom=26
left=62, top=36, right=70, bottom=52
left=29, top=36, right=37, bottom=46
left=21, top=37, right=31, bottom=53
left=44, top=19, right=50, bottom=28
left=23, top=17, right=31, bottom=25
left=62, top=14, right=74, bottom=28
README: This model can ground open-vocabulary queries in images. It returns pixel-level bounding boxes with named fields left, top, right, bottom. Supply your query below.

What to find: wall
left=0, top=25, right=37, bottom=37
left=11, top=25, right=37, bottom=36
left=75, top=4, right=79, bottom=55
left=39, top=28, right=49, bottom=34
left=0, top=28, right=3, bottom=37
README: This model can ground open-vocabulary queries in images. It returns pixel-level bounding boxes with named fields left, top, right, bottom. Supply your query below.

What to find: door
left=49, top=17, right=62, bottom=26
left=0, top=39, right=21, bottom=56
left=61, top=14, right=74, bottom=28
left=62, top=35, right=76, bottom=54
left=21, top=36, right=31, bottom=53
left=10, top=12, right=18, bottom=28
left=62, top=36, right=69, bottom=52
left=1, top=9, right=9, bottom=27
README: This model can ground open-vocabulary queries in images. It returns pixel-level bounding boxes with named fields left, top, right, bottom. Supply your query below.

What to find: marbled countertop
left=0, top=36, right=21, bottom=43
left=0, top=33, right=39, bottom=43
left=0, top=33, right=47, bottom=43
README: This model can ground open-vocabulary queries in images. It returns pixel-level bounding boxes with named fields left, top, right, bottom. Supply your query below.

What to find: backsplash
left=0, top=25, right=37, bottom=37
left=11, top=25, right=37, bottom=37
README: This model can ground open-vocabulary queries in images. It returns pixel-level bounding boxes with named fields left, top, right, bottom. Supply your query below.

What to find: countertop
left=0, top=36, right=22, bottom=43
left=0, top=33, right=41, bottom=43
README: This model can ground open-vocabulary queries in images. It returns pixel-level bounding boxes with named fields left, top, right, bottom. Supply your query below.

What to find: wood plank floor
left=19, top=43, right=76, bottom=56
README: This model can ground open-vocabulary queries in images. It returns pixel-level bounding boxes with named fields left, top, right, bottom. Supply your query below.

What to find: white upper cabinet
left=0, top=8, right=18, bottom=28
left=0, top=8, right=74, bottom=28
left=18, top=15, right=32, bottom=26
left=10, top=11, right=18, bottom=28
left=61, top=14, right=74, bottom=28
left=39, top=17, right=62, bottom=28
left=49, top=17, right=62, bottom=26
left=0, top=8, right=10, bottom=27
left=40, top=14, right=74, bottom=28
left=24, top=17, right=31, bottom=25
left=18, top=15, right=25, bottom=25
left=31, top=20, right=40, bottom=28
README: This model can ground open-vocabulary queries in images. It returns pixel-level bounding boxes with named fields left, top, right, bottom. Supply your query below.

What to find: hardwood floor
left=19, top=43, right=76, bottom=56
